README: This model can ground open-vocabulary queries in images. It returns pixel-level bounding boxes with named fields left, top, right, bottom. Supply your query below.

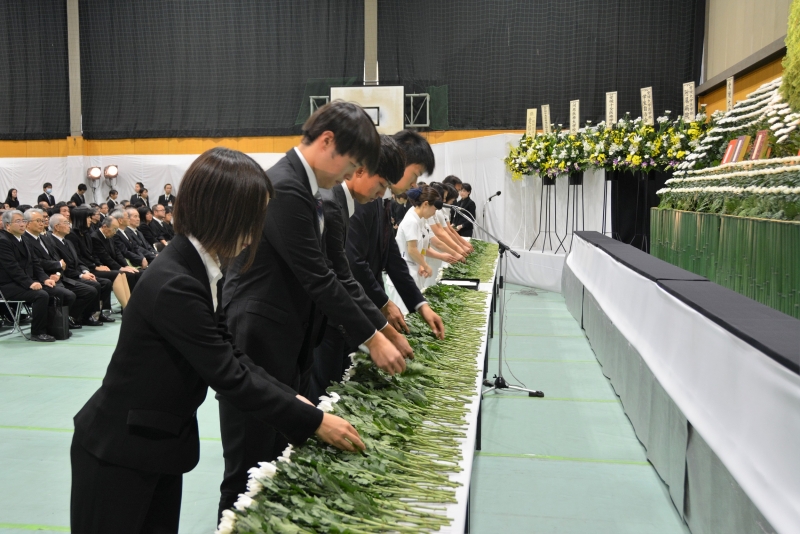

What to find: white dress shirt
left=187, top=235, right=222, bottom=311
left=294, top=147, right=324, bottom=234
left=340, top=183, right=356, bottom=218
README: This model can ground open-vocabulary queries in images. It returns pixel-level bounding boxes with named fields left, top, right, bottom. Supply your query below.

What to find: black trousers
left=59, top=279, right=97, bottom=320
left=88, top=272, right=115, bottom=310
left=0, top=284, right=49, bottom=335
left=309, top=325, right=350, bottom=405
left=217, top=398, right=288, bottom=519
left=70, top=436, right=182, bottom=534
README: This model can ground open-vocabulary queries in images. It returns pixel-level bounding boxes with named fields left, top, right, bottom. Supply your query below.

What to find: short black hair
left=392, top=130, right=435, bottom=175
left=442, top=184, right=458, bottom=203
left=302, top=100, right=380, bottom=173
left=109, top=189, right=118, bottom=195
left=43, top=182, right=52, bottom=190
left=70, top=206, right=92, bottom=234
left=374, top=135, right=406, bottom=184
left=77, top=184, right=87, bottom=192
left=443, top=175, right=462, bottom=187
left=135, top=182, right=144, bottom=189
left=174, top=147, right=274, bottom=270
left=461, top=183, right=472, bottom=193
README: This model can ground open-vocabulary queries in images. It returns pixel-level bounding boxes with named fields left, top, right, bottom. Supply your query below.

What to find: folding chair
left=0, top=287, right=31, bottom=340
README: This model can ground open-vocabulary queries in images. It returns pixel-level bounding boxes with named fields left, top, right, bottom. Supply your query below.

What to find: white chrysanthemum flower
left=234, top=494, right=255, bottom=512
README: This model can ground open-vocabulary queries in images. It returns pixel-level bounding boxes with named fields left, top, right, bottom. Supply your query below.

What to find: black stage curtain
left=0, top=2, right=70, bottom=140
left=610, top=170, right=670, bottom=253
left=378, top=0, right=706, bottom=130
left=78, top=0, right=364, bottom=139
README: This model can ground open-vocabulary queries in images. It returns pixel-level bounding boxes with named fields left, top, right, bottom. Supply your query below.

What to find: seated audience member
left=163, top=206, right=175, bottom=239
left=71, top=184, right=88, bottom=207
left=91, top=216, right=141, bottom=292
left=137, top=207, right=163, bottom=251
left=66, top=207, right=133, bottom=309
left=453, top=182, right=476, bottom=237
left=49, top=214, right=114, bottom=322
left=39, top=201, right=50, bottom=210
left=37, top=183, right=56, bottom=208
left=129, top=182, right=144, bottom=206
left=157, top=183, right=175, bottom=207
left=149, top=204, right=172, bottom=245
left=55, top=202, right=71, bottom=219
left=132, top=188, right=151, bottom=209
left=0, top=209, right=5, bottom=231
left=4, top=189, right=19, bottom=209
left=89, top=208, right=102, bottom=230
left=0, top=210, right=74, bottom=342
left=120, top=199, right=130, bottom=208
left=98, top=203, right=108, bottom=222
left=17, top=205, right=32, bottom=213
left=124, top=207, right=158, bottom=259
left=106, top=190, right=119, bottom=211
left=22, top=209, right=99, bottom=328
left=112, top=210, right=152, bottom=268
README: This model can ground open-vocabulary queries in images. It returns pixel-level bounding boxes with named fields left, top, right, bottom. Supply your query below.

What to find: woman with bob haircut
left=70, top=147, right=365, bottom=534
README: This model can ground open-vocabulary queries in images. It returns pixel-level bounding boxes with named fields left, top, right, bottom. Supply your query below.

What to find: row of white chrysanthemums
left=215, top=383, right=348, bottom=533
left=676, top=77, right=796, bottom=172
left=657, top=185, right=800, bottom=195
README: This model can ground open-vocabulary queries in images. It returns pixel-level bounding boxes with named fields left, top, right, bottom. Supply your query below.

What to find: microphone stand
left=447, top=204, right=544, bottom=398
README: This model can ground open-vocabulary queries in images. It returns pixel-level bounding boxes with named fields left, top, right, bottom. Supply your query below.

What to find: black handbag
left=47, top=297, right=70, bottom=340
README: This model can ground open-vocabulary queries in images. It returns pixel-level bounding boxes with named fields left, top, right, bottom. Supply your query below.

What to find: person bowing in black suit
left=219, top=101, right=407, bottom=516
left=70, top=147, right=365, bottom=534
left=90, top=216, right=141, bottom=291
left=346, top=130, right=446, bottom=340
left=70, top=184, right=88, bottom=207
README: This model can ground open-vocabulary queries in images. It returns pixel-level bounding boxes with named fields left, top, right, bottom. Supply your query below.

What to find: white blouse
left=396, top=208, right=429, bottom=266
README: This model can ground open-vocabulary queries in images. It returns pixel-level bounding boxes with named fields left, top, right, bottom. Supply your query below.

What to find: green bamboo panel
left=651, top=209, right=800, bottom=319
left=650, top=210, right=720, bottom=280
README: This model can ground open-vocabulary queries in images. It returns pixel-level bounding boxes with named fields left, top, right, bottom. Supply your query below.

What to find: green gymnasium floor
left=0, top=284, right=689, bottom=533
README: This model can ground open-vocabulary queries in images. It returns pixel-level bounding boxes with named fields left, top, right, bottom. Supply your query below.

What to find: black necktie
left=315, top=195, right=324, bottom=236
left=381, top=199, right=392, bottom=256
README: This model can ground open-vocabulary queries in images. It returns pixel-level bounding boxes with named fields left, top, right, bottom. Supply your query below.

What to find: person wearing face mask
left=217, top=101, right=406, bottom=517
left=37, top=183, right=56, bottom=208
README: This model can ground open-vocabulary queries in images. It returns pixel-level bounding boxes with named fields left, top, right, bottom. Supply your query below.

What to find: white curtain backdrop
left=0, top=135, right=612, bottom=290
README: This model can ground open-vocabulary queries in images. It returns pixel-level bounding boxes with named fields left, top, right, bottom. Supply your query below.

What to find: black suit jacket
left=37, top=193, right=56, bottom=207
left=114, top=229, right=148, bottom=266
left=22, top=232, right=62, bottom=275
left=138, top=222, right=158, bottom=246
left=347, top=199, right=425, bottom=312
left=0, top=231, right=47, bottom=288
left=149, top=219, right=171, bottom=242
left=90, top=230, right=126, bottom=270
left=106, top=198, right=117, bottom=211
left=320, top=185, right=387, bottom=340
left=71, top=193, right=86, bottom=206
left=157, top=194, right=175, bottom=206
left=73, top=235, right=322, bottom=474
left=453, top=197, right=476, bottom=236
left=126, top=227, right=154, bottom=253
left=65, top=231, right=98, bottom=271
left=50, top=234, right=90, bottom=279
left=222, top=149, right=377, bottom=385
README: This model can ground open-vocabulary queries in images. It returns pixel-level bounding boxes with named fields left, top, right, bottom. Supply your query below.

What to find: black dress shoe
left=68, top=317, right=83, bottom=330
left=99, top=313, right=116, bottom=323
left=31, top=334, right=56, bottom=342
left=82, top=317, right=104, bottom=327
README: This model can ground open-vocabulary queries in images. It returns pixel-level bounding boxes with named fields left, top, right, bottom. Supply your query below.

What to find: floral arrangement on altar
left=657, top=77, right=800, bottom=221
left=505, top=109, right=709, bottom=181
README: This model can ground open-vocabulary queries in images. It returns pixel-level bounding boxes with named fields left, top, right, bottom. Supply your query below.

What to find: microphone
left=440, top=204, right=457, bottom=210
left=487, top=191, right=502, bottom=202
